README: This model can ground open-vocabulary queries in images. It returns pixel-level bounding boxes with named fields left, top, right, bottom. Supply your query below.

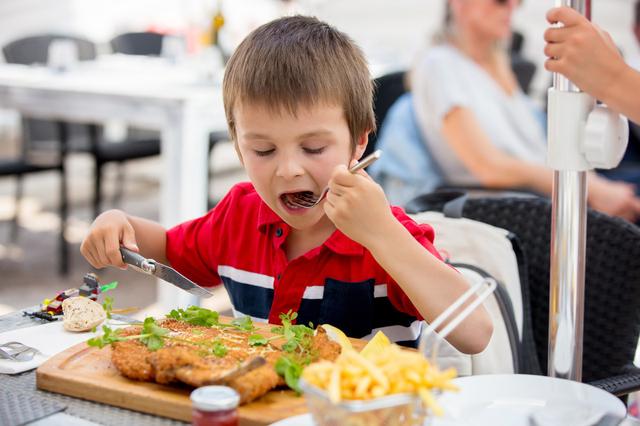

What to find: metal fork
left=418, top=278, right=497, bottom=361
left=0, top=341, right=40, bottom=361
left=288, top=150, right=382, bottom=208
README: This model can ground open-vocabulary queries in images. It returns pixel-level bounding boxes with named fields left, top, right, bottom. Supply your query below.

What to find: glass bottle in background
left=196, top=0, right=225, bottom=83
left=209, top=0, right=225, bottom=48
left=190, top=385, right=240, bottom=426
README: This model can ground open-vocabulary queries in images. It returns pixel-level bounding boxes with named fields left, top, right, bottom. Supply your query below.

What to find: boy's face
left=234, top=101, right=366, bottom=230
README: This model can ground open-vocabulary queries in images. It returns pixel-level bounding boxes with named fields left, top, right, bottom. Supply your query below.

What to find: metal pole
left=547, top=0, right=590, bottom=381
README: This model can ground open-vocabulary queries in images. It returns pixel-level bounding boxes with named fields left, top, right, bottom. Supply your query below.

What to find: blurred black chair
left=406, top=193, right=640, bottom=396
left=510, top=30, right=537, bottom=95
left=366, top=71, right=408, bottom=159
left=0, top=122, right=70, bottom=274
left=109, top=31, right=230, bottom=209
left=3, top=34, right=164, bottom=219
left=110, top=32, right=164, bottom=56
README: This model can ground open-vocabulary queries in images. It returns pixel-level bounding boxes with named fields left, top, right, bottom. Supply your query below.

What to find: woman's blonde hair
left=223, top=15, right=375, bottom=148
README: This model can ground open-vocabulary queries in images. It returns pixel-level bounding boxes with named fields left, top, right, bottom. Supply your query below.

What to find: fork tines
left=291, top=192, right=319, bottom=208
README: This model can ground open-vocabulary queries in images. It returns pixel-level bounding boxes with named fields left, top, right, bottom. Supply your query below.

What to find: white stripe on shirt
left=302, top=284, right=389, bottom=300
left=218, top=265, right=274, bottom=289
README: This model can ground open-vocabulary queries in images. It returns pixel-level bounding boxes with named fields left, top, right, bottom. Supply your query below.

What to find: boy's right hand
left=80, top=209, right=139, bottom=269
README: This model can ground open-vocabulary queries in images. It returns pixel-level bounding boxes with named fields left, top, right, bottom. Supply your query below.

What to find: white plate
left=435, top=374, right=627, bottom=426
left=269, top=374, right=627, bottom=426
left=269, top=414, right=313, bottom=426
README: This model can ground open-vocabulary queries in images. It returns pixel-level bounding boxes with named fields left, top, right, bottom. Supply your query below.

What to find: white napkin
left=0, top=321, right=99, bottom=374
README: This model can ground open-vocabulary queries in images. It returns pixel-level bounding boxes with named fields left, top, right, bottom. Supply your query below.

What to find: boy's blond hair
left=223, top=15, right=375, bottom=149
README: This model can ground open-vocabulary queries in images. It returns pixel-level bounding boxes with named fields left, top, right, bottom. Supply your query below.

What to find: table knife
left=119, top=247, right=213, bottom=298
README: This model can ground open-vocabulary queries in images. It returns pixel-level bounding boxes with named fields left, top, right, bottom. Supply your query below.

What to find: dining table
left=0, top=307, right=188, bottom=426
left=2, top=306, right=640, bottom=426
left=0, top=55, right=227, bottom=310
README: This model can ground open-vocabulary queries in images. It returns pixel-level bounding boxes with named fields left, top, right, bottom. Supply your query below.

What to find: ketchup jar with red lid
left=190, top=385, right=240, bottom=426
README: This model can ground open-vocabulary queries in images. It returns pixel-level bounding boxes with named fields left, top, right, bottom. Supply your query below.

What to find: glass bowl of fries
left=300, top=378, right=426, bottom=426
left=300, top=338, right=457, bottom=426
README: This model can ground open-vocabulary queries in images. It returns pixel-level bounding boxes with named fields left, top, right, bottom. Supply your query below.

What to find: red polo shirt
left=166, top=182, right=442, bottom=344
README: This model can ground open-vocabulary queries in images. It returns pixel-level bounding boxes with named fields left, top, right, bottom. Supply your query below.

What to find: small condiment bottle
left=190, top=385, right=240, bottom=426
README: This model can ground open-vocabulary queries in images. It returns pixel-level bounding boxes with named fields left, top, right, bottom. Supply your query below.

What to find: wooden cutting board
left=36, top=322, right=364, bottom=425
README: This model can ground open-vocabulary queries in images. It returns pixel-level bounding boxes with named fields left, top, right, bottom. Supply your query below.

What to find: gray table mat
left=0, top=389, right=66, bottom=426
left=0, top=309, right=188, bottom=426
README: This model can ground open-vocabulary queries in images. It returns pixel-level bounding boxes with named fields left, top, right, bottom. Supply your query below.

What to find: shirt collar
left=257, top=200, right=282, bottom=232
left=256, top=200, right=364, bottom=257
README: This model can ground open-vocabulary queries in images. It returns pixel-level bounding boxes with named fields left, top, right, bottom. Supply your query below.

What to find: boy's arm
left=126, top=215, right=168, bottom=264
left=366, top=219, right=493, bottom=355
left=81, top=209, right=167, bottom=269
left=325, top=166, right=493, bottom=354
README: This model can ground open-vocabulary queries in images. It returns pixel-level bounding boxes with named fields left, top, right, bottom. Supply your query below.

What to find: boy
left=81, top=16, right=492, bottom=354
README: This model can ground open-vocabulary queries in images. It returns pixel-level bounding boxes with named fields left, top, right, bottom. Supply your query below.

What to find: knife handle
left=120, top=247, right=156, bottom=274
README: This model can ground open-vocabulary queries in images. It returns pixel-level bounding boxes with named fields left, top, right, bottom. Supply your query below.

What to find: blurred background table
left=0, top=58, right=226, bottom=309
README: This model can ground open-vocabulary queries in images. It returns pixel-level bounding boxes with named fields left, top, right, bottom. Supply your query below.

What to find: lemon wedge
left=321, top=324, right=353, bottom=351
left=360, top=330, right=391, bottom=359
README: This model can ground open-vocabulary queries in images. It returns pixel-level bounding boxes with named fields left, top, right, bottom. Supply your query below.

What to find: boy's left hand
left=323, top=162, right=395, bottom=247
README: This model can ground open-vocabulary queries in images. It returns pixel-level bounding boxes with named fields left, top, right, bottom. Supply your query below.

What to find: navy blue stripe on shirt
left=297, top=279, right=421, bottom=347
left=219, top=278, right=273, bottom=321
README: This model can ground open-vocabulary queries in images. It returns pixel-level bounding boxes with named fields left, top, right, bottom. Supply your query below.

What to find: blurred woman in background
left=409, top=0, right=640, bottom=221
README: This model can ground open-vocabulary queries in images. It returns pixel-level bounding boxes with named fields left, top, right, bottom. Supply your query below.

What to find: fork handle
left=349, top=150, right=381, bottom=174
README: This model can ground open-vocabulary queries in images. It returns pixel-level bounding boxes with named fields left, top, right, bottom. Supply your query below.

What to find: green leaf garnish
left=167, top=306, right=220, bottom=327
left=87, top=325, right=125, bottom=348
left=211, top=340, right=228, bottom=357
left=229, top=316, right=255, bottom=332
left=102, top=296, right=114, bottom=319
left=139, top=317, right=169, bottom=351
left=275, top=355, right=305, bottom=394
left=248, top=334, right=268, bottom=346
left=88, top=318, right=169, bottom=352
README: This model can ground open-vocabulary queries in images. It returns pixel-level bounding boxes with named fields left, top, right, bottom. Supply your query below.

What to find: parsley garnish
left=102, top=296, right=114, bottom=319
left=88, top=316, right=229, bottom=356
left=167, top=306, right=255, bottom=332
left=248, top=334, right=269, bottom=346
left=211, top=340, right=228, bottom=357
left=275, top=355, right=307, bottom=394
left=87, top=318, right=169, bottom=351
left=139, top=317, right=169, bottom=351
left=228, top=316, right=255, bottom=332
left=167, top=306, right=220, bottom=327
left=270, top=310, right=317, bottom=392
left=271, top=310, right=314, bottom=355
left=87, top=325, right=126, bottom=348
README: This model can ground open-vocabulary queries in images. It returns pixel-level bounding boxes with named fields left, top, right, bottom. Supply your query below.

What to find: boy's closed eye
left=253, top=146, right=326, bottom=157
left=302, top=146, right=326, bottom=155
left=254, top=148, right=275, bottom=157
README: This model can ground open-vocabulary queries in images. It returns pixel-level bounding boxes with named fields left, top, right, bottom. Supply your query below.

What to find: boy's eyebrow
left=243, top=132, right=272, bottom=140
left=243, top=130, right=335, bottom=141
left=296, top=130, right=335, bottom=139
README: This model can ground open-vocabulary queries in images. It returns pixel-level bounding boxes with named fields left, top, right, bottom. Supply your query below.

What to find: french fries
left=302, top=343, right=457, bottom=417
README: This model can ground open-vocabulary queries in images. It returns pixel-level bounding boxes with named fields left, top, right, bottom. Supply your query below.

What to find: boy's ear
left=354, top=132, right=369, bottom=160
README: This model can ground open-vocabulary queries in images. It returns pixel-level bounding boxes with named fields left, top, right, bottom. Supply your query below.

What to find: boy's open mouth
left=280, top=192, right=316, bottom=209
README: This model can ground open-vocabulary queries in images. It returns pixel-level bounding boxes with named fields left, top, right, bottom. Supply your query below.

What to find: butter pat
left=62, top=296, right=106, bottom=332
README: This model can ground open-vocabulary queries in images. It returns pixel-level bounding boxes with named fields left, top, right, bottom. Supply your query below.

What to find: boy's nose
left=276, top=157, right=304, bottom=179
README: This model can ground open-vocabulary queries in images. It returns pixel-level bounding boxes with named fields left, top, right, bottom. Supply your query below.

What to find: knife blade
left=120, top=247, right=213, bottom=298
